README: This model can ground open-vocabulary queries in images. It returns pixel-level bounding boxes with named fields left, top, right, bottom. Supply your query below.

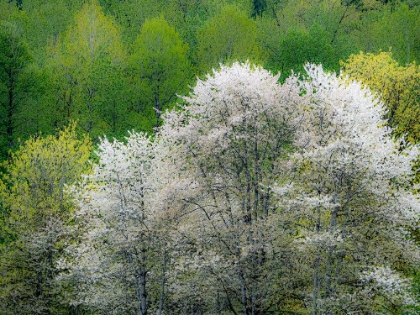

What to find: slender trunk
left=324, top=193, right=338, bottom=308
left=154, top=96, right=160, bottom=132
left=87, top=87, right=96, bottom=133
left=126, top=250, right=146, bottom=315
left=249, top=228, right=257, bottom=315
left=157, top=249, right=167, bottom=315
left=312, top=253, right=320, bottom=315
left=112, top=100, right=117, bottom=133
left=66, top=93, right=72, bottom=122
left=253, top=126, right=260, bottom=221
left=241, top=276, right=247, bottom=315
left=140, top=263, right=147, bottom=315
left=271, top=7, right=281, bottom=28
left=263, top=188, right=270, bottom=217
left=312, top=202, right=321, bottom=315
left=154, top=78, right=161, bottom=132
left=330, top=5, right=349, bottom=44
left=251, top=282, right=256, bottom=315
left=234, top=232, right=248, bottom=315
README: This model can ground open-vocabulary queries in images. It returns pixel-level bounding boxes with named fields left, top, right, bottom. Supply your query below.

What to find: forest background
left=1, top=0, right=420, bottom=156
left=1, top=0, right=420, bottom=314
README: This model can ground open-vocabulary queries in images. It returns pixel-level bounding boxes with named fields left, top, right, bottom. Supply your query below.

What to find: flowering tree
left=158, top=62, right=308, bottom=314
left=61, top=130, right=185, bottom=315
left=284, top=64, right=420, bottom=314
left=66, top=62, right=419, bottom=315
left=0, top=123, right=92, bottom=315
left=160, top=62, right=419, bottom=314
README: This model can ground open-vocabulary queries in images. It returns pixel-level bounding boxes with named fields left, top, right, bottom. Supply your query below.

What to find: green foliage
left=0, top=20, right=36, bottom=159
left=46, top=0, right=129, bottom=140
left=129, top=16, right=191, bottom=131
left=21, top=0, right=86, bottom=63
left=264, top=23, right=337, bottom=78
left=0, top=122, right=92, bottom=315
left=0, top=1, right=21, bottom=21
left=361, top=3, right=420, bottom=64
left=341, top=51, right=420, bottom=143
left=196, top=4, right=264, bottom=72
left=101, top=0, right=165, bottom=44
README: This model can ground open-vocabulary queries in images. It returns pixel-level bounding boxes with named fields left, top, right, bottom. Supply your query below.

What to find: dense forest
left=1, top=0, right=420, bottom=314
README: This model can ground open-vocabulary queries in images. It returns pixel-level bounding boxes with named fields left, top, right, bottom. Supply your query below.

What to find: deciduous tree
left=158, top=62, right=307, bottom=314
left=47, top=0, right=128, bottom=139
left=62, top=132, right=174, bottom=315
left=128, top=16, right=191, bottom=131
left=0, top=123, right=92, bottom=315
left=341, top=51, right=420, bottom=143
left=196, top=5, right=264, bottom=72
left=160, top=62, right=419, bottom=314
left=286, top=64, right=419, bottom=314
left=0, top=20, right=34, bottom=158
left=62, top=61, right=419, bottom=315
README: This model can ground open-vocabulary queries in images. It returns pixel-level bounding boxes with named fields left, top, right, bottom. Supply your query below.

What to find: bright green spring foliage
left=46, top=0, right=127, bottom=139
left=0, top=122, right=92, bottom=225
left=341, top=51, right=420, bottom=144
left=129, top=16, right=191, bottom=131
left=0, top=122, right=92, bottom=315
left=196, top=4, right=264, bottom=72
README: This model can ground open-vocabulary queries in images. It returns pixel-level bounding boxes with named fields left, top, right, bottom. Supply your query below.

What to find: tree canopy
left=58, top=62, right=420, bottom=315
left=0, top=122, right=92, bottom=315
left=1, top=0, right=420, bottom=313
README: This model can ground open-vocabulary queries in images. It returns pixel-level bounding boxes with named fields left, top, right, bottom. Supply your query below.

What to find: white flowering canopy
left=65, top=62, right=419, bottom=315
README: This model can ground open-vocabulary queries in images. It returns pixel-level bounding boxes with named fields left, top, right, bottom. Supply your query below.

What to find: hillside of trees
left=1, top=0, right=420, bottom=314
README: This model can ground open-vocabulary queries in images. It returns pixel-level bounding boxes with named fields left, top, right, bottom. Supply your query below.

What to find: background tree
left=264, top=23, right=336, bottom=79
left=20, top=0, right=85, bottom=64
left=162, top=0, right=217, bottom=61
left=0, top=20, right=37, bottom=159
left=0, top=123, right=92, bottom=315
left=100, top=0, right=165, bottom=45
left=128, top=16, right=191, bottom=131
left=340, top=51, right=420, bottom=143
left=195, top=5, right=264, bottom=73
left=47, top=0, right=129, bottom=139
left=364, top=3, right=420, bottom=64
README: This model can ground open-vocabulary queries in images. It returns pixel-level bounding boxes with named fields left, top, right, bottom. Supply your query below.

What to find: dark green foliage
left=8, top=0, right=22, bottom=10
left=252, top=0, right=267, bottom=17
left=0, top=20, right=35, bottom=159
left=265, top=23, right=337, bottom=79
